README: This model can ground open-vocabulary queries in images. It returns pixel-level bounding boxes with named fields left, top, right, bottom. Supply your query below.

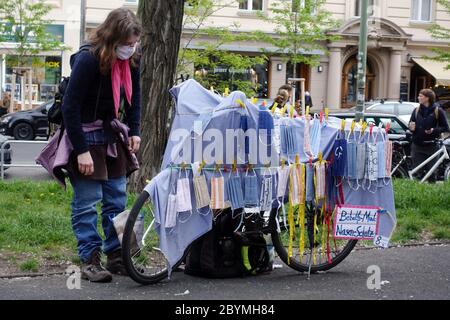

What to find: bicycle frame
left=408, top=144, right=450, bottom=183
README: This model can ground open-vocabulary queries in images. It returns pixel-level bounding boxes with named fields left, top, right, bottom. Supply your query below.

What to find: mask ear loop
left=178, top=168, right=193, bottom=224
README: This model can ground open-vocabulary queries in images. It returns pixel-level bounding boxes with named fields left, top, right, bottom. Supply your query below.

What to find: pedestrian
left=61, top=8, right=142, bottom=282
left=408, top=88, right=449, bottom=182
left=271, top=84, right=294, bottom=117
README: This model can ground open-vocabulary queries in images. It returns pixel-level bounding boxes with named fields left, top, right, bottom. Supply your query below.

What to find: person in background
left=408, top=88, right=449, bottom=182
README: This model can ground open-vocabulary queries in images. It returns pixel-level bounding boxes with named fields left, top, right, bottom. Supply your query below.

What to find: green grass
left=0, top=179, right=449, bottom=268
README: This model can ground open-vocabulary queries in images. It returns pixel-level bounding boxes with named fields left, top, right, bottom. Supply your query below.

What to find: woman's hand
left=77, top=151, right=94, bottom=176
left=129, top=136, right=141, bottom=154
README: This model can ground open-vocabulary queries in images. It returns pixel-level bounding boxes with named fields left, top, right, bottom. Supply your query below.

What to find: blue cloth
left=68, top=174, right=126, bottom=262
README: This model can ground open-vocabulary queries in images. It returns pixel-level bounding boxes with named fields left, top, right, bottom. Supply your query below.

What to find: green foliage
left=425, top=0, right=450, bottom=69
left=254, top=0, right=341, bottom=68
left=0, top=0, right=68, bottom=67
left=178, top=0, right=268, bottom=97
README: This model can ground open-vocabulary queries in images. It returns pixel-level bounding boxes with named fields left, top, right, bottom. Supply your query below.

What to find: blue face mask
left=377, top=141, right=386, bottom=179
left=244, top=174, right=259, bottom=208
left=286, top=126, right=298, bottom=156
left=347, top=141, right=357, bottom=180
left=332, top=138, right=347, bottom=178
left=310, top=116, right=322, bottom=157
left=259, top=174, right=273, bottom=212
left=227, top=174, right=244, bottom=211
left=280, top=124, right=288, bottom=155
left=306, top=164, right=315, bottom=202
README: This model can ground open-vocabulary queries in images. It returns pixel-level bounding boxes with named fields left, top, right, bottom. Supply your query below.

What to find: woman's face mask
left=116, top=44, right=136, bottom=60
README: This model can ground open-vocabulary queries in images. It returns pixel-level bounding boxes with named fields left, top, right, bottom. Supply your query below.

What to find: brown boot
left=81, top=248, right=112, bottom=283
left=106, top=248, right=128, bottom=276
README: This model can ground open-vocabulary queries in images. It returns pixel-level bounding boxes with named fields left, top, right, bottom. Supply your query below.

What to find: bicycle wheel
left=122, top=190, right=186, bottom=285
left=270, top=205, right=357, bottom=273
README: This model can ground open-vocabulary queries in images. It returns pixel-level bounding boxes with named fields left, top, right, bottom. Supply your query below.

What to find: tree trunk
left=128, top=0, right=185, bottom=192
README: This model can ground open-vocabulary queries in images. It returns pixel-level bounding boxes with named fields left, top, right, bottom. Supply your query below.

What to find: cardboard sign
left=333, top=205, right=380, bottom=240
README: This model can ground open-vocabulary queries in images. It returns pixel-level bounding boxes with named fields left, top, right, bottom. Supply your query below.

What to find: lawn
left=0, top=179, right=449, bottom=274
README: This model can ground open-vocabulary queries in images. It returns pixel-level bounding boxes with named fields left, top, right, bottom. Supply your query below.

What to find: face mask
left=227, top=174, right=244, bottom=211
left=277, top=166, right=290, bottom=198
left=211, top=174, right=225, bottom=210
left=365, top=142, right=378, bottom=182
left=244, top=172, right=259, bottom=210
left=280, top=124, right=288, bottom=155
left=377, top=141, right=386, bottom=179
left=289, top=165, right=300, bottom=206
left=356, top=142, right=366, bottom=181
left=193, top=175, right=210, bottom=210
left=286, top=126, right=298, bottom=156
left=306, top=164, right=315, bottom=202
left=347, top=141, right=358, bottom=180
left=332, top=137, right=347, bottom=178
left=309, top=116, right=322, bottom=158
left=304, top=115, right=312, bottom=156
left=259, top=172, right=273, bottom=212
left=165, top=194, right=178, bottom=229
left=176, top=174, right=193, bottom=213
left=385, top=141, right=393, bottom=178
left=314, top=161, right=326, bottom=200
left=116, top=44, right=136, bottom=60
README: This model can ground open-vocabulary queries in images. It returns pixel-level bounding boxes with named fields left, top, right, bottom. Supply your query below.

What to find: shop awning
left=413, top=58, right=450, bottom=86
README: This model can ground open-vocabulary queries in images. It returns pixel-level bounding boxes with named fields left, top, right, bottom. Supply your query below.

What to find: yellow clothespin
left=198, top=160, right=206, bottom=173
left=145, top=179, right=151, bottom=184
left=306, top=106, right=310, bottom=117
left=341, top=119, right=346, bottom=132
left=181, top=162, right=186, bottom=170
left=215, top=161, right=221, bottom=172
left=351, top=120, right=356, bottom=134
left=325, top=107, right=329, bottom=121
left=224, top=87, right=229, bottom=97
left=318, top=152, right=323, bottom=163
left=236, top=99, right=245, bottom=108
left=361, top=121, right=368, bottom=134
left=295, top=154, right=300, bottom=167
left=251, top=97, right=258, bottom=104
left=289, top=104, right=295, bottom=118
left=232, top=159, right=237, bottom=172
left=281, top=158, right=285, bottom=169
left=271, top=102, right=278, bottom=114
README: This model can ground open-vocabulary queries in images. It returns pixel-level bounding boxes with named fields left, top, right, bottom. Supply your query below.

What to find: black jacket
left=409, top=103, right=449, bottom=146
left=61, top=47, right=141, bottom=156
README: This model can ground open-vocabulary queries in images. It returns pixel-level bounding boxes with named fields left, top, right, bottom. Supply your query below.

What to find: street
left=0, top=136, right=51, bottom=181
left=1, top=244, right=448, bottom=300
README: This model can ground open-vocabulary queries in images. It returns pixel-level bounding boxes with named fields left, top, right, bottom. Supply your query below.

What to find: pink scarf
left=111, top=59, right=132, bottom=117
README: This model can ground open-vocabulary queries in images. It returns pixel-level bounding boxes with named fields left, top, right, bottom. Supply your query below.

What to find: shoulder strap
left=435, top=107, right=439, bottom=121
left=415, top=106, right=420, bottom=119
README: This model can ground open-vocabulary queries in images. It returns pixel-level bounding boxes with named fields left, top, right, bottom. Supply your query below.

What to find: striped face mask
left=385, top=141, right=393, bottom=178
left=193, top=175, right=210, bottom=210
left=314, top=161, right=327, bottom=200
left=210, top=174, right=225, bottom=209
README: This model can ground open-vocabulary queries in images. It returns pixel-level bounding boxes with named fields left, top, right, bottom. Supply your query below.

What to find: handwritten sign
left=333, top=205, right=380, bottom=240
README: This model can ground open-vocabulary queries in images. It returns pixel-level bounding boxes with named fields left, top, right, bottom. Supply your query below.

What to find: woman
left=62, top=8, right=142, bottom=282
left=408, top=89, right=449, bottom=181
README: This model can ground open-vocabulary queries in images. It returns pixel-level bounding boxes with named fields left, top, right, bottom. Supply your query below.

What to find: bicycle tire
left=269, top=207, right=358, bottom=273
left=122, top=190, right=186, bottom=285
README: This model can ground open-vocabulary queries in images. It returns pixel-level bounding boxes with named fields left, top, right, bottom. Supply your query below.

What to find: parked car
left=0, top=134, right=12, bottom=171
left=364, top=100, right=418, bottom=124
left=328, top=111, right=410, bottom=141
left=0, top=100, right=53, bottom=140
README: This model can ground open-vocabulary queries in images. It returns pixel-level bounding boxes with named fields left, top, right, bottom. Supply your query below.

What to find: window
left=355, top=0, right=375, bottom=17
left=239, top=0, right=263, bottom=11
left=292, top=0, right=316, bottom=14
left=398, top=103, right=417, bottom=116
left=411, top=0, right=432, bottom=22
left=367, top=103, right=395, bottom=114
left=379, top=118, right=406, bottom=135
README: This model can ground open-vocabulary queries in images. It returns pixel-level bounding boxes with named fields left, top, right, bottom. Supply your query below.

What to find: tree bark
left=128, top=0, right=185, bottom=192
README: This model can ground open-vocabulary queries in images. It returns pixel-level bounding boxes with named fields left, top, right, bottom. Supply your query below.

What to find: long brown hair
left=419, top=88, right=436, bottom=106
left=89, top=8, right=142, bottom=74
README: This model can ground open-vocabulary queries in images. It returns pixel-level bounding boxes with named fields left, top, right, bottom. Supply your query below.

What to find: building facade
left=1, top=0, right=449, bottom=110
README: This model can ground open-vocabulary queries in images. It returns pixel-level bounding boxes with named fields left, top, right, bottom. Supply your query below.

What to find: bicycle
left=391, top=137, right=450, bottom=182
left=122, top=190, right=358, bottom=285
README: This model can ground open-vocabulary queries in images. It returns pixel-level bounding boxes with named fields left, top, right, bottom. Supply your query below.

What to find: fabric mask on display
left=365, top=130, right=379, bottom=192
left=286, top=125, right=298, bottom=156
left=244, top=170, right=260, bottom=213
left=176, top=169, right=193, bottom=223
left=165, top=193, right=178, bottom=229
left=356, top=138, right=367, bottom=185
left=305, top=163, right=315, bottom=203
left=210, top=172, right=226, bottom=210
left=377, top=128, right=387, bottom=181
left=309, top=115, right=323, bottom=158
left=332, top=133, right=347, bottom=180
left=314, top=160, right=327, bottom=201
left=385, top=140, right=393, bottom=180
left=277, top=165, right=291, bottom=198
left=280, top=123, right=288, bottom=156
left=227, top=173, right=245, bottom=211
left=260, top=169, right=273, bottom=212
left=304, top=115, right=312, bottom=156
left=193, top=174, right=211, bottom=215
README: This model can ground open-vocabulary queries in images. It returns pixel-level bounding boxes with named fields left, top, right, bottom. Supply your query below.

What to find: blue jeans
left=69, top=174, right=127, bottom=263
